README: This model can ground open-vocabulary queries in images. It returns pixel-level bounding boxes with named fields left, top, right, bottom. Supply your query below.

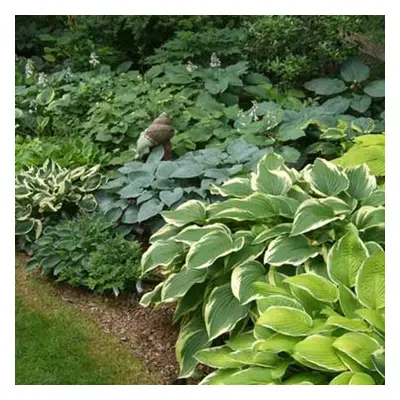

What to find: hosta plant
left=15, top=159, right=104, bottom=244
left=27, top=213, right=143, bottom=295
left=139, top=153, right=385, bottom=383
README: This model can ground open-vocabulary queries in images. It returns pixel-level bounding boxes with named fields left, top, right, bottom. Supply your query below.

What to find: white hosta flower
left=89, top=52, right=100, bottom=67
left=186, top=61, right=198, bottom=73
left=37, top=72, right=48, bottom=87
left=25, top=59, right=35, bottom=78
left=210, top=53, right=221, bottom=68
left=64, top=67, right=73, bottom=82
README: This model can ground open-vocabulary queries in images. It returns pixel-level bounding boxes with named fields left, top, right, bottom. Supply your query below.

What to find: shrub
left=140, top=153, right=385, bottom=382
left=27, top=213, right=143, bottom=295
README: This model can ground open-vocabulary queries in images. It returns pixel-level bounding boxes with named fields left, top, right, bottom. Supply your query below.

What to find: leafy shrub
left=27, top=213, right=143, bottom=295
left=15, top=159, right=104, bottom=244
left=139, top=153, right=385, bottom=382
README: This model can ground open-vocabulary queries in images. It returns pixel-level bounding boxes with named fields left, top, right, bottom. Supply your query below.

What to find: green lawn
left=15, top=255, right=157, bottom=385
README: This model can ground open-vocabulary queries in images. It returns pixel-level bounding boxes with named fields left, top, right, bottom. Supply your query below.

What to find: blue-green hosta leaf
left=121, top=205, right=139, bottom=224
left=333, top=332, right=381, bottom=370
left=290, top=199, right=342, bottom=237
left=205, top=284, right=250, bottom=341
left=209, top=178, right=252, bottom=198
left=284, top=273, right=339, bottom=303
left=371, top=348, right=385, bottom=378
left=15, top=219, right=35, bottom=235
left=173, top=223, right=230, bottom=245
left=161, top=267, right=208, bottom=302
left=141, top=239, right=184, bottom=275
left=105, top=207, right=123, bottom=223
left=159, top=188, right=184, bottom=207
left=356, top=250, right=385, bottom=310
left=364, top=80, right=385, bottom=98
left=137, top=198, right=164, bottom=222
left=304, top=158, right=349, bottom=196
left=345, top=165, right=377, bottom=199
left=256, top=295, right=304, bottom=315
left=276, top=146, right=301, bottom=164
left=340, top=57, right=370, bottom=82
left=350, top=94, right=372, bottom=113
left=186, top=230, right=243, bottom=270
left=195, top=346, right=244, bottom=369
left=155, top=161, right=179, bottom=179
left=162, top=200, right=206, bottom=227
left=170, top=163, right=205, bottom=178
left=327, top=229, right=369, bottom=287
left=118, top=183, right=144, bottom=199
left=264, top=235, right=320, bottom=267
left=304, top=78, right=346, bottom=95
left=251, top=153, right=292, bottom=195
left=293, top=335, right=347, bottom=372
left=320, top=96, right=351, bottom=115
left=139, top=282, right=164, bottom=307
left=330, top=371, right=375, bottom=385
left=231, top=261, right=266, bottom=305
left=257, top=306, right=313, bottom=336
left=252, top=223, right=293, bottom=245
left=136, top=190, right=155, bottom=205
left=352, top=206, right=385, bottom=231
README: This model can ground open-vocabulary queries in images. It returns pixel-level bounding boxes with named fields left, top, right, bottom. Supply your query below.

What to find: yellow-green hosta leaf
left=356, top=250, right=385, bottom=310
left=291, top=199, right=342, bottom=236
left=209, top=177, right=252, bottom=198
left=283, top=372, right=327, bottom=385
left=205, top=284, right=250, bottom=341
left=264, top=235, right=320, bottom=266
left=325, top=315, right=369, bottom=332
left=251, top=153, right=292, bottom=195
left=371, top=348, right=385, bottom=378
left=338, top=284, right=362, bottom=318
left=293, top=335, right=347, bottom=372
left=345, top=165, right=377, bottom=200
left=330, top=371, right=375, bottom=385
left=355, top=308, right=385, bottom=332
left=226, top=331, right=256, bottom=351
left=252, top=223, right=293, bottom=245
left=139, top=282, right=163, bottom=307
left=255, top=333, right=301, bottom=354
left=173, top=223, right=230, bottom=245
left=162, top=200, right=206, bottom=227
left=333, top=332, right=381, bottom=370
left=231, top=260, right=266, bottom=305
left=229, top=348, right=279, bottom=367
left=199, top=369, right=240, bottom=385
left=304, top=158, right=349, bottom=196
left=141, top=239, right=185, bottom=275
left=195, top=346, right=244, bottom=369
left=284, top=273, right=339, bottom=303
left=257, top=306, right=313, bottom=336
left=257, top=294, right=304, bottom=314
left=186, top=230, right=243, bottom=270
left=161, top=267, right=208, bottom=302
left=327, top=229, right=369, bottom=287
left=208, top=366, right=278, bottom=385
left=254, top=324, right=274, bottom=340
left=253, top=282, right=292, bottom=298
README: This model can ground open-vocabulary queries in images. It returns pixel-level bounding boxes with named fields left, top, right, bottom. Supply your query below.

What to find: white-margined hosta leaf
left=173, top=223, right=230, bottom=245
left=162, top=199, right=207, bottom=227
left=173, top=282, right=208, bottom=323
left=209, top=177, right=253, bottom=198
left=231, top=261, right=266, bottom=305
left=365, top=241, right=384, bottom=256
left=330, top=371, right=375, bottom=385
left=352, top=206, right=385, bottom=231
left=149, top=223, right=181, bottom=244
left=355, top=250, right=385, bottom=310
left=195, top=346, right=244, bottom=369
left=15, top=219, right=35, bottom=235
left=345, top=165, right=376, bottom=199
left=139, top=282, right=164, bottom=307
left=319, top=197, right=352, bottom=216
left=371, top=348, right=385, bottom=378
left=204, top=284, right=250, bottom=341
left=264, top=235, right=320, bottom=266
left=252, top=223, right=292, bottom=245
left=360, top=190, right=385, bottom=207
left=303, top=158, right=349, bottom=196
left=229, top=348, right=279, bottom=367
left=78, top=194, right=98, bottom=212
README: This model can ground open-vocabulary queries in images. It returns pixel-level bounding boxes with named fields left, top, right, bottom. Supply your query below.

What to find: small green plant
left=140, top=153, right=384, bottom=382
left=27, top=213, right=143, bottom=295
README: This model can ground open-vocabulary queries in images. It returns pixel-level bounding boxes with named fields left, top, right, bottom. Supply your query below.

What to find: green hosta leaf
left=371, top=348, right=385, bottom=378
left=355, top=308, right=385, bottom=332
left=139, top=282, right=163, bottom=307
left=338, top=284, right=362, bottom=319
left=159, top=188, right=184, bottom=207
left=15, top=219, right=35, bottom=235
left=205, top=284, right=250, bottom=341
left=226, top=331, right=256, bottom=351
left=293, top=335, right=347, bottom=372
left=176, top=317, right=210, bottom=378
left=250, top=153, right=292, bottom=196
left=257, top=306, right=313, bottom=336
left=257, top=295, right=304, bottom=314
left=340, top=57, right=370, bottom=82
left=174, top=223, right=229, bottom=245
left=195, top=346, right=244, bottom=369
left=186, top=230, right=242, bottom=270
left=356, top=250, right=385, bottom=310
left=231, top=261, right=266, bottom=305
left=141, top=239, right=184, bottom=275
left=162, top=200, right=206, bottom=227
left=330, top=371, right=375, bottom=385
left=345, top=165, right=377, bottom=199
left=325, top=315, right=369, bottom=332
left=327, top=229, right=369, bottom=287
left=350, top=94, right=372, bottom=113
left=284, top=273, right=339, bottom=303
left=304, top=78, right=346, bottom=95
left=304, top=158, right=349, bottom=196
left=290, top=199, right=341, bottom=237
left=209, top=178, right=252, bottom=198
left=41, top=254, right=62, bottom=270
left=36, top=87, right=55, bottom=105
left=333, top=332, right=381, bottom=369
left=264, top=235, right=320, bottom=267
left=364, top=80, right=385, bottom=98
left=252, top=223, right=292, bottom=245
left=161, top=267, right=208, bottom=302
left=256, top=333, right=301, bottom=354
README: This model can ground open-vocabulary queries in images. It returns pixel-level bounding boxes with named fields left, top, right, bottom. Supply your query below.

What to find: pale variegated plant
left=15, top=159, right=104, bottom=244
left=139, top=153, right=385, bottom=384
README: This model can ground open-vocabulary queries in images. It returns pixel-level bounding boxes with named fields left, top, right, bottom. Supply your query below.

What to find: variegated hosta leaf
left=361, top=190, right=385, bottom=207
left=15, top=185, right=31, bottom=199
left=250, top=153, right=293, bottom=196
left=162, top=199, right=206, bottom=227
left=327, top=228, right=369, bottom=287
left=204, top=284, right=250, bottom=341
left=195, top=346, right=244, bottom=369
left=252, top=223, right=292, bottom=245
left=141, top=239, right=185, bottom=275
left=231, top=261, right=266, bottom=305
left=365, top=241, right=384, bottom=256
left=186, top=230, right=243, bottom=270
left=173, top=223, right=230, bottom=245
left=330, top=371, right=375, bottom=385
left=352, top=206, right=385, bottom=231
left=209, top=177, right=253, bottom=198
left=325, top=315, right=369, bottom=332
left=284, top=273, right=339, bottom=303
left=15, top=219, right=35, bottom=235
left=345, top=165, right=376, bottom=200
left=333, top=332, right=381, bottom=370
left=257, top=294, right=304, bottom=314
left=80, top=173, right=103, bottom=191
left=139, top=282, right=164, bottom=307
left=149, top=223, right=181, bottom=244
left=173, top=282, right=207, bottom=323
left=304, top=158, right=349, bottom=196
left=290, top=199, right=343, bottom=237
left=15, top=205, right=32, bottom=220
left=78, top=194, right=98, bottom=212
left=356, top=250, right=385, bottom=310
left=264, top=235, right=320, bottom=266
left=229, top=348, right=279, bottom=367
left=293, top=335, right=347, bottom=372
left=371, top=348, right=385, bottom=378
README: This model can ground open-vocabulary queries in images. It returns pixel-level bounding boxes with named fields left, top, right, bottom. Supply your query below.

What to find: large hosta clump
left=140, top=153, right=385, bottom=384
left=15, top=159, right=104, bottom=243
